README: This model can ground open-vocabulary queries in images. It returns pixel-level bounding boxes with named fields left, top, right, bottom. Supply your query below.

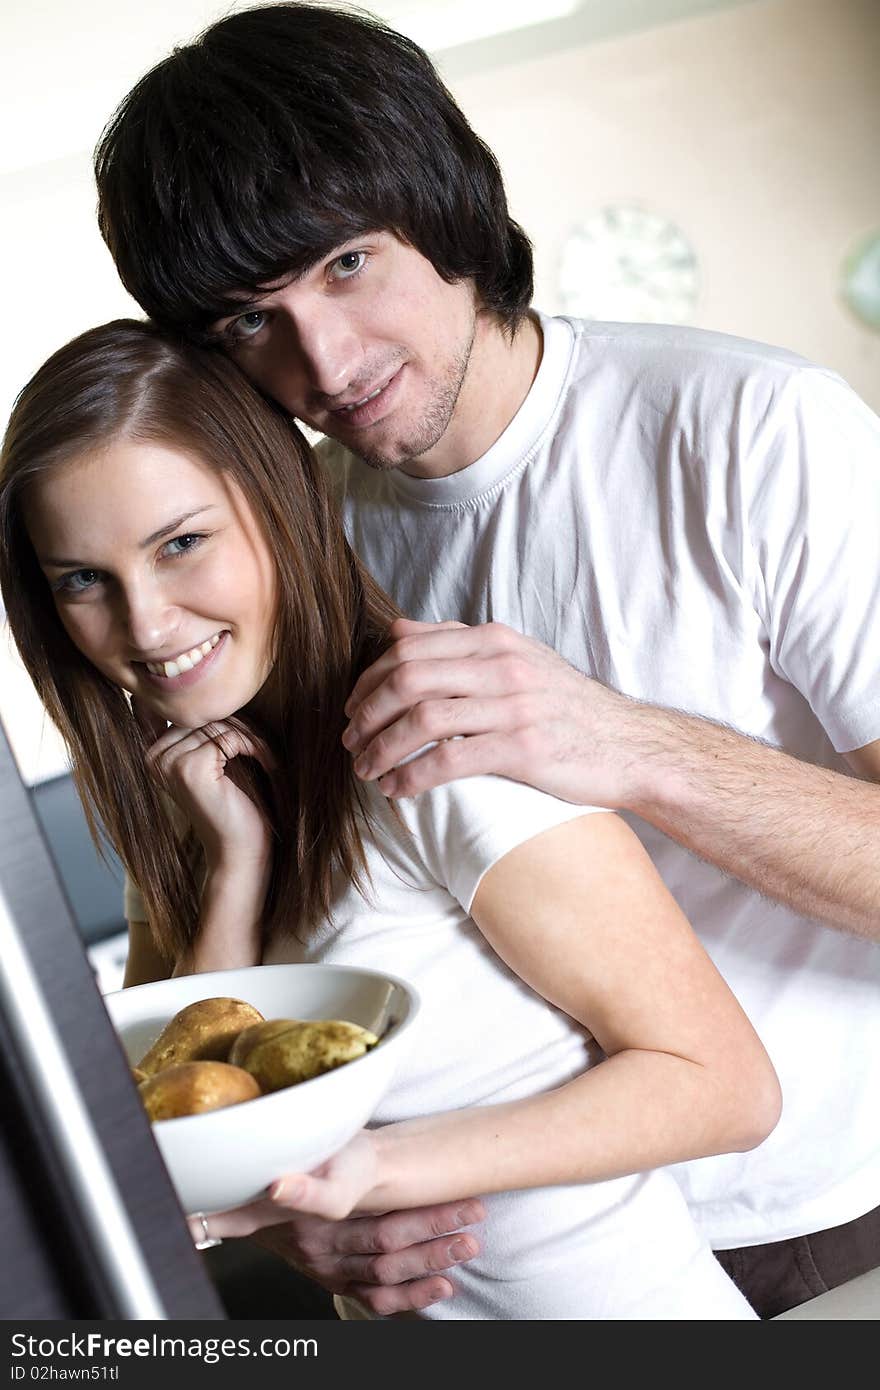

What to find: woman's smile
left=140, top=629, right=229, bottom=687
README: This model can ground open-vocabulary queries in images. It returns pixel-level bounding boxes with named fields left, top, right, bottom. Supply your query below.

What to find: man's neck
left=403, top=310, right=543, bottom=480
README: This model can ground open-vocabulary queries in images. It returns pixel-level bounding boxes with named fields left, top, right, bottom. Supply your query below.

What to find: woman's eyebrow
left=140, top=506, right=217, bottom=548
left=40, top=507, right=218, bottom=567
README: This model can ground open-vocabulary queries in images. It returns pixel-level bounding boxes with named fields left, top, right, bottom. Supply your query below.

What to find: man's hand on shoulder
left=342, top=618, right=641, bottom=806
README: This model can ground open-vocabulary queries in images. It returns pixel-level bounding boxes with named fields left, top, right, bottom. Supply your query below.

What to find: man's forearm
left=625, top=704, right=880, bottom=938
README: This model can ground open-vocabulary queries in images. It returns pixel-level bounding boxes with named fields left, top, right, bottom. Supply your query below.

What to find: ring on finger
left=193, top=1211, right=223, bottom=1250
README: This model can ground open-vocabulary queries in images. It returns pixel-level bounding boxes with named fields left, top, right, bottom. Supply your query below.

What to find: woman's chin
left=140, top=695, right=241, bottom=729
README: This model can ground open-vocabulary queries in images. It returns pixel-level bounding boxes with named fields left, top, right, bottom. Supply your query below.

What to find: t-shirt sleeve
left=124, top=872, right=147, bottom=924
left=744, top=367, right=880, bottom=752
left=392, top=772, right=611, bottom=913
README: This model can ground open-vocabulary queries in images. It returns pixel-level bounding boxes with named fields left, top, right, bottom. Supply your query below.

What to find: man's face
left=210, top=233, right=478, bottom=475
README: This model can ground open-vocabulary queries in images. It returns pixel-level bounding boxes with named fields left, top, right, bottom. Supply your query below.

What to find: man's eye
left=54, top=569, right=102, bottom=595
left=330, top=250, right=367, bottom=280
left=163, top=533, right=205, bottom=558
left=228, top=310, right=267, bottom=341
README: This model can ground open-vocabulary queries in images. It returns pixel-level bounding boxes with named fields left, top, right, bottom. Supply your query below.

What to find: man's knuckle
left=368, top=729, right=391, bottom=764
left=512, top=692, right=539, bottom=726
left=362, top=1252, right=394, bottom=1284
left=357, top=1286, right=396, bottom=1315
left=413, top=703, right=436, bottom=736
left=394, top=635, right=419, bottom=661
left=495, top=654, right=522, bottom=688
left=435, top=740, right=464, bottom=772
left=429, top=1212, right=455, bottom=1237
left=391, top=664, right=421, bottom=700
left=371, top=1222, right=402, bottom=1256
left=295, top=1233, right=323, bottom=1261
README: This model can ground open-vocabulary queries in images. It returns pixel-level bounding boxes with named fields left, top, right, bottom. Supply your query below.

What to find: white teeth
left=344, top=384, right=383, bottom=412
left=145, top=631, right=222, bottom=679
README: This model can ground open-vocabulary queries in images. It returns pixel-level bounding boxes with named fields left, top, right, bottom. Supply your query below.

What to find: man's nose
left=278, top=295, right=362, bottom=397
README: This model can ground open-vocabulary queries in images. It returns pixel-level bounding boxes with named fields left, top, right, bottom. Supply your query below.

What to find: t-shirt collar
left=387, top=312, right=576, bottom=505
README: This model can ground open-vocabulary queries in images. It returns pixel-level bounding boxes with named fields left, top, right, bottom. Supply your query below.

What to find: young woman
left=0, top=320, right=781, bottom=1320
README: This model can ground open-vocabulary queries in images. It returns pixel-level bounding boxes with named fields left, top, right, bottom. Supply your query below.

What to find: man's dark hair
left=95, top=3, right=533, bottom=336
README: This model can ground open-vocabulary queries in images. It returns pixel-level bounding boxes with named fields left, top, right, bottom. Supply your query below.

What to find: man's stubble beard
left=345, top=319, right=477, bottom=472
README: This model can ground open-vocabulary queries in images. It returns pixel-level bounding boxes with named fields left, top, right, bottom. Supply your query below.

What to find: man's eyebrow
left=40, top=507, right=217, bottom=567
left=212, top=267, right=307, bottom=322
left=210, top=238, right=377, bottom=326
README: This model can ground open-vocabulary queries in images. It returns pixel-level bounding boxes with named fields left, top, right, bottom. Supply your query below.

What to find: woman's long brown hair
left=0, top=320, right=400, bottom=965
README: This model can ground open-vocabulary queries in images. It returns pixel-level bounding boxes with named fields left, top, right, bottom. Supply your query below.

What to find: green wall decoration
left=842, top=231, right=880, bottom=331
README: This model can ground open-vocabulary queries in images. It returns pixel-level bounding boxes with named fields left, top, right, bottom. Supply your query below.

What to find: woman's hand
left=134, top=702, right=276, bottom=973
left=189, top=1132, right=381, bottom=1243
left=145, top=717, right=275, bottom=874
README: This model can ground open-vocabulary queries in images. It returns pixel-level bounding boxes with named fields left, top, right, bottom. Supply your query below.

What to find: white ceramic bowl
left=105, top=963, right=420, bottom=1215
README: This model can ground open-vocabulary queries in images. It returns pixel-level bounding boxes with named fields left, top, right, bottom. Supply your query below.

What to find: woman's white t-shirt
left=258, top=774, right=755, bottom=1320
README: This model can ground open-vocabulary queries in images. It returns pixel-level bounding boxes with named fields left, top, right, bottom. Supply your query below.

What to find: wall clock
left=842, top=230, right=880, bottom=331
left=559, top=204, right=699, bottom=324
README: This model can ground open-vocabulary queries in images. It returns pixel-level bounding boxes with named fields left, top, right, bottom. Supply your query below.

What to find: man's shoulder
left=559, top=314, right=817, bottom=386
left=315, top=432, right=354, bottom=477
left=315, top=433, right=364, bottom=506
left=550, top=314, right=849, bottom=441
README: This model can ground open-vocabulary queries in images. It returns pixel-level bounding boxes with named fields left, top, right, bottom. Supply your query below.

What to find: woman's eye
left=163, top=533, right=205, bottom=558
left=228, top=310, right=267, bottom=341
left=330, top=250, right=367, bottom=281
left=54, top=569, right=102, bottom=595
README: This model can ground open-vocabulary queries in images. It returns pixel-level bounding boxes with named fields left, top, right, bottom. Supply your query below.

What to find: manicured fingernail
left=270, top=1179, right=302, bottom=1203
left=341, top=725, right=358, bottom=751
left=353, top=756, right=370, bottom=777
left=449, top=1238, right=471, bottom=1261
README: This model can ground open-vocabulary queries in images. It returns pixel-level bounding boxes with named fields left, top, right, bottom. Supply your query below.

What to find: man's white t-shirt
left=263, top=775, right=756, bottom=1319
left=322, top=312, right=880, bottom=1250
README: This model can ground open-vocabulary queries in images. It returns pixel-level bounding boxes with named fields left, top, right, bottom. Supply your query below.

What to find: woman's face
left=25, top=438, right=278, bottom=728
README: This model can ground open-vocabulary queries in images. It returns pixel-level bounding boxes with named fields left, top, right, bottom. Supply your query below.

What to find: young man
left=95, top=4, right=880, bottom=1318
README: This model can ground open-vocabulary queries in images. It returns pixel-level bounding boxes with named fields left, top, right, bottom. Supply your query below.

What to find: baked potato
left=237, top=1018, right=379, bottom=1092
left=135, top=996, right=265, bottom=1077
left=138, top=1060, right=261, bottom=1120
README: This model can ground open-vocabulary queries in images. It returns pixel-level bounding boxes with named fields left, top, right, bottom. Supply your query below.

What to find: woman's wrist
left=180, top=862, right=268, bottom=973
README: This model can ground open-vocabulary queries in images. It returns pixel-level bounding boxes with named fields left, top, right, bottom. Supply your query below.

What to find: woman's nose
left=121, top=582, right=177, bottom=655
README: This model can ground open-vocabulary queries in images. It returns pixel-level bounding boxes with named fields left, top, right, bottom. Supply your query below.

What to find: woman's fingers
left=146, top=720, right=274, bottom=783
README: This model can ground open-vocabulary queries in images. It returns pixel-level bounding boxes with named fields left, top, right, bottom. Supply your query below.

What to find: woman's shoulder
left=359, top=761, right=610, bottom=913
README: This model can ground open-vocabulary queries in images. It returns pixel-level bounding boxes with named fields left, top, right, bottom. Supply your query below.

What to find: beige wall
left=448, top=0, right=880, bottom=407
